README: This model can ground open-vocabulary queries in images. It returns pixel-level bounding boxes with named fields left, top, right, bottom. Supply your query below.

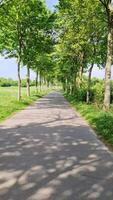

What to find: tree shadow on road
left=0, top=118, right=113, bottom=200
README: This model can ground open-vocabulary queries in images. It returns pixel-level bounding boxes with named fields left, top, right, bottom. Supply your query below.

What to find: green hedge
left=0, top=78, right=17, bottom=87
left=0, top=78, right=36, bottom=87
left=69, top=77, right=107, bottom=104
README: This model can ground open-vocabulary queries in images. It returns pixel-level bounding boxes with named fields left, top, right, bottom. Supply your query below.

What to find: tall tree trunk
left=47, top=80, right=50, bottom=88
left=78, top=52, right=84, bottom=87
left=26, top=66, right=30, bottom=97
left=36, top=70, right=38, bottom=91
left=79, top=66, right=83, bottom=86
left=62, top=80, right=66, bottom=92
left=17, top=59, right=21, bottom=101
left=73, top=73, right=77, bottom=94
left=66, top=78, right=70, bottom=94
left=86, top=63, right=94, bottom=104
left=65, top=78, right=68, bottom=93
left=39, top=71, right=42, bottom=91
left=71, top=74, right=76, bottom=95
left=62, top=77, right=66, bottom=92
left=103, top=24, right=113, bottom=110
left=43, top=75, right=46, bottom=85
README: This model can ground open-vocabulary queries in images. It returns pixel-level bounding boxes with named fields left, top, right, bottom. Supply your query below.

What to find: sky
left=0, top=0, right=112, bottom=80
left=46, top=0, right=58, bottom=11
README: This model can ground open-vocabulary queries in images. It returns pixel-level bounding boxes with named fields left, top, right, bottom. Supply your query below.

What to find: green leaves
left=54, top=0, right=108, bottom=93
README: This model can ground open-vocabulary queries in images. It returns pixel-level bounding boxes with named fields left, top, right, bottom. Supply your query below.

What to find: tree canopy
left=0, top=0, right=113, bottom=110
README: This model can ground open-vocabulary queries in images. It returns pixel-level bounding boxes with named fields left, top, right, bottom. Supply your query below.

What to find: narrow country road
left=0, top=92, right=113, bottom=200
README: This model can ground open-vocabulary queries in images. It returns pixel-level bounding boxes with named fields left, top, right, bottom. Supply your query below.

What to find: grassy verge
left=64, top=94, right=113, bottom=146
left=0, top=86, right=50, bottom=122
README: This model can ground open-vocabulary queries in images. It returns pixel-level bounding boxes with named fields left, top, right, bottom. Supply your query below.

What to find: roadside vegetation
left=54, top=1, right=113, bottom=146
left=0, top=86, right=50, bottom=122
left=0, top=0, right=56, bottom=121
left=64, top=77, right=113, bottom=145
left=0, top=0, right=56, bottom=101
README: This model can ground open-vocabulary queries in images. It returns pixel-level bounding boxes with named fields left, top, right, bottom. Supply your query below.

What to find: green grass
left=0, top=86, right=49, bottom=122
left=65, top=94, right=113, bottom=146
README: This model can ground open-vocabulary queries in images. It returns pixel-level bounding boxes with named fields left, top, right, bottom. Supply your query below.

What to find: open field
left=0, top=86, right=49, bottom=122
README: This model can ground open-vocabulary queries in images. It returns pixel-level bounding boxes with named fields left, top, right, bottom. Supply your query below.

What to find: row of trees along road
left=0, top=0, right=55, bottom=100
left=0, top=0, right=113, bottom=111
left=54, top=0, right=113, bottom=111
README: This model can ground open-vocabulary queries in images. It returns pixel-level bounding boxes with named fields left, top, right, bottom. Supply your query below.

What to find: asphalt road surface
left=0, top=92, right=113, bottom=200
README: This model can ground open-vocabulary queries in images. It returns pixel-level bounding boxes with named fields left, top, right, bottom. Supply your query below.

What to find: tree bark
left=86, top=63, right=94, bottom=104
left=70, top=74, right=76, bottom=95
left=17, top=59, right=21, bottom=101
left=99, top=2, right=113, bottom=110
left=17, top=21, right=23, bottom=101
left=26, top=66, right=30, bottom=97
left=62, top=80, right=66, bottom=92
left=103, top=23, right=113, bottom=110
left=39, top=71, right=42, bottom=91
left=47, top=80, right=50, bottom=88
left=36, top=70, right=38, bottom=91
left=78, top=52, right=84, bottom=87
left=43, top=75, right=46, bottom=85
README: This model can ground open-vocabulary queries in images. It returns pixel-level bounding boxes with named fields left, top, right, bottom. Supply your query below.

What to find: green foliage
left=92, top=113, right=113, bottom=142
left=65, top=93, right=113, bottom=145
left=54, top=0, right=107, bottom=92
left=0, top=0, right=55, bottom=99
left=65, top=76, right=104, bottom=104
left=21, top=79, right=36, bottom=87
left=92, top=81, right=104, bottom=104
left=0, top=78, right=17, bottom=87
left=21, top=79, right=27, bottom=87
left=0, top=78, right=37, bottom=88
left=70, top=87, right=87, bottom=102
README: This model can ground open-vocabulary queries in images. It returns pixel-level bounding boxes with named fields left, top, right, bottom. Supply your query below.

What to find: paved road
left=0, top=92, right=113, bottom=200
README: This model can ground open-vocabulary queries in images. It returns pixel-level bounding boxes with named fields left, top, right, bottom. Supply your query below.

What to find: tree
left=0, top=0, right=50, bottom=99
left=99, top=0, right=113, bottom=110
left=85, top=0, right=107, bottom=103
left=54, top=0, right=107, bottom=105
left=0, top=0, right=29, bottom=100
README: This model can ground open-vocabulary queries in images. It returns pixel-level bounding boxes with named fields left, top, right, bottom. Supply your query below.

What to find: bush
left=73, top=87, right=87, bottom=101
left=64, top=77, right=113, bottom=146
left=91, top=112, right=113, bottom=143
left=0, top=78, right=18, bottom=87
left=0, top=78, right=36, bottom=88
left=65, top=95, right=113, bottom=145
left=67, top=77, right=105, bottom=104
left=21, top=79, right=27, bottom=87
left=21, top=79, right=36, bottom=87
left=92, top=81, right=104, bottom=104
